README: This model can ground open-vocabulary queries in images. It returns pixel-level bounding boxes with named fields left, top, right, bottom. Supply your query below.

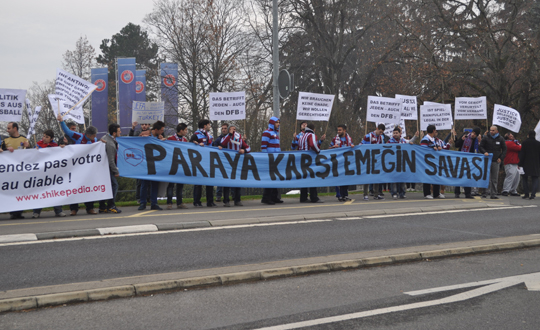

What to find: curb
left=2, top=236, right=539, bottom=313
left=0, top=203, right=505, bottom=244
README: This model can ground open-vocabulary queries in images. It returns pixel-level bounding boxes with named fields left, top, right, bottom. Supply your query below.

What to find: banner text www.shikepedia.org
left=15, top=185, right=107, bottom=202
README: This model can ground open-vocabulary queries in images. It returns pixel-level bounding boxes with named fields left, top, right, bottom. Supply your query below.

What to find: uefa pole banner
left=0, top=89, right=26, bottom=122
left=48, top=94, right=85, bottom=124
left=161, top=63, right=178, bottom=132
left=0, top=143, right=113, bottom=213
left=209, top=91, right=246, bottom=121
left=117, top=58, right=137, bottom=133
left=91, top=68, right=109, bottom=136
left=55, top=69, right=97, bottom=112
left=117, top=137, right=492, bottom=189
left=135, top=70, right=146, bottom=102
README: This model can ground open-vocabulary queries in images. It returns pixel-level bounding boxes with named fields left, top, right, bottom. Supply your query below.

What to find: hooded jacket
left=261, top=117, right=280, bottom=152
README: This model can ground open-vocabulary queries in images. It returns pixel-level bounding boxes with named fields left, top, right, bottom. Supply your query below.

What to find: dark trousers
left=339, top=186, right=348, bottom=198
left=262, top=188, right=279, bottom=202
left=140, top=180, right=159, bottom=206
left=364, top=184, right=380, bottom=196
left=33, top=206, right=63, bottom=215
left=454, top=186, right=472, bottom=197
left=424, top=184, right=440, bottom=197
left=194, top=185, right=213, bottom=205
left=522, top=175, right=539, bottom=197
left=223, top=187, right=241, bottom=203
left=167, top=183, right=184, bottom=205
left=70, top=202, right=95, bottom=211
left=99, top=173, right=119, bottom=210
left=300, top=187, right=319, bottom=202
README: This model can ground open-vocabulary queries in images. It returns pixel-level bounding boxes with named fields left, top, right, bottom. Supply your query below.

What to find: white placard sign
left=132, top=101, right=165, bottom=124
left=48, top=94, right=85, bottom=124
left=420, top=103, right=453, bottom=130
left=0, top=89, right=27, bottom=122
left=395, top=94, right=418, bottom=120
left=366, top=96, right=402, bottom=124
left=55, top=69, right=97, bottom=111
left=209, top=91, right=246, bottom=121
left=534, top=120, right=540, bottom=142
left=377, top=119, right=407, bottom=139
left=0, top=143, right=112, bottom=213
left=296, top=92, right=335, bottom=121
left=454, top=96, right=487, bottom=120
left=493, top=104, right=521, bottom=133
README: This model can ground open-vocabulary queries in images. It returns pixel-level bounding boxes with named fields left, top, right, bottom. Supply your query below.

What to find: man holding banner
left=361, top=124, right=386, bottom=201
left=421, top=125, right=443, bottom=199
left=298, top=123, right=323, bottom=204
left=190, top=119, right=216, bottom=207
left=479, top=126, right=506, bottom=199
left=138, top=121, right=167, bottom=211
left=261, top=117, right=282, bottom=205
left=330, top=124, right=354, bottom=201
left=219, top=125, right=251, bottom=207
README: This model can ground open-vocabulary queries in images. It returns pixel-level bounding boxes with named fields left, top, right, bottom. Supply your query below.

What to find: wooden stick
left=56, top=100, right=63, bottom=132
left=61, top=90, right=94, bottom=118
left=324, top=120, right=330, bottom=137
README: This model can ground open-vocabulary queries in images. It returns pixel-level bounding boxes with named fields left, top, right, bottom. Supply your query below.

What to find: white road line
left=364, top=205, right=535, bottom=219
left=335, top=217, right=362, bottom=220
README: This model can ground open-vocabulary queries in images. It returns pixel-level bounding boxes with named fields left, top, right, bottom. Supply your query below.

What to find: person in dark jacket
left=454, top=127, right=481, bottom=199
left=518, top=130, right=540, bottom=200
left=479, top=126, right=507, bottom=199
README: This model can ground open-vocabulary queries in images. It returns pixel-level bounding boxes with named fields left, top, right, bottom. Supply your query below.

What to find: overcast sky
left=0, top=0, right=156, bottom=90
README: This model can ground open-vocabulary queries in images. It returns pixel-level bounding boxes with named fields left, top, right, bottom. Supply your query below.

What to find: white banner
left=0, top=89, right=26, bottom=122
left=366, top=96, right=402, bottom=124
left=48, top=94, right=85, bottom=124
left=55, top=69, right=97, bottom=112
left=0, top=143, right=112, bottom=213
left=454, top=96, right=487, bottom=120
left=27, top=106, right=42, bottom=139
left=420, top=103, right=453, bottom=130
left=395, top=94, right=418, bottom=120
left=377, top=119, right=407, bottom=139
left=296, top=92, right=335, bottom=121
left=493, top=104, right=521, bottom=133
left=132, top=101, right=165, bottom=124
left=209, top=91, right=246, bottom=121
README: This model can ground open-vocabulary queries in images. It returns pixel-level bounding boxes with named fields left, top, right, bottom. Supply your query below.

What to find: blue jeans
left=140, top=180, right=159, bottom=206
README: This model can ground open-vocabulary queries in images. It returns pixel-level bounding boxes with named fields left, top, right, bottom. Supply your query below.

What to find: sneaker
left=70, top=210, right=78, bottom=216
left=522, top=195, right=530, bottom=199
left=425, top=195, right=434, bottom=199
left=215, top=198, right=222, bottom=203
left=436, top=194, right=446, bottom=199
left=177, top=203, right=188, bottom=209
left=150, top=205, right=163, bottom=210
left=369, top=192, right=374, bottom=196
left=343, top=197, right=352, bottom=201
left=223, top=202, right=231, bottom=207
left=337, top=197, right=344, bottom=202
left=399, top=195, right=406, bottom=199
left=510, top=192, right=520, bottom=196
left=501, top=192, right=509, bottom=196
left=167, top=204, right=172, bottom=210
left=364, top=195, right=369, bottom=201
left=138, top=204, right=147, bottom=211
left=481, top=194, right=487, bottom=198
left=374, top=195, right=385, bottom=200
left=193, top=203, right=203, bottom=208
left=99, top=208, right=108, bottom=213
left=234, top=201, right=243, bottom=206
left=32, top=213, right=40, bottom=218
left=530, top=196, right=536, bottom=200
left=392, top=194, right=398, bottom=200
left=207, top=203, right=217, bottom=207
left=55, top=212, right=67, bottom=217
left=108, top=206, right=122, bottom=214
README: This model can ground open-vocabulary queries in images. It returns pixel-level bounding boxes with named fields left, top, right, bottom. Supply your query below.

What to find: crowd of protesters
left=2, top=115, right=540, bottom=219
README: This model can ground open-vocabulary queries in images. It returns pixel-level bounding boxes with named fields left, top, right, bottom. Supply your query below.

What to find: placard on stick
left=296, top=92, right=335, bottom=121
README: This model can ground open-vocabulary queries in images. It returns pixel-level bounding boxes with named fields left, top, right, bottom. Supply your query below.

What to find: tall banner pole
left=61, top=90, right=94, bottom=118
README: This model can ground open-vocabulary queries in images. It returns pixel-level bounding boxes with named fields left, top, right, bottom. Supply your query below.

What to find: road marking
left=129, top=210, right=155, bottom=217
left=343, top=199, right=355, bottom=205
left=364, top=205, right=535, bottom=219
left=254, top=272, right=540, bottom=330
left=335, top=217, right=362, bottom=221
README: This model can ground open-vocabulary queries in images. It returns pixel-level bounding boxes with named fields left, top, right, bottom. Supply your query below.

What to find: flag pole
left=61, top=90, right=94, bottom=119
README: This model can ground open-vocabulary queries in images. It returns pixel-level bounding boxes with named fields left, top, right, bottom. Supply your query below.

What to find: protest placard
left=535, top=120, right=540, bottom=142
left=420, top=103, right=453, bottom=130
left=209, top=91, right=246, bottom=121
left=48, top=94, right=85, bottom=124
left=296, top=92, right=335, bottom=121
left=377, top=119, right=407, bottom=139
left=454, top=96, right=487, bottom=120
left=132, top=101, right=165, bottom=124
left=493, top=104, right=521, bottom=133
left=0, top=143, right=112, bottom=213
left=27, top=106, right=42, bottom=139
left=395, top=94, right=418, bottom=120
left=366, top=96, right=402, bottom=124
left=55, top=69, right=97, bottom=113
left=0, top=89, right=26, bottom=122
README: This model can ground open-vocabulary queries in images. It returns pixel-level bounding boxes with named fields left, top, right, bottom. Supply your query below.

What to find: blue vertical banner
left=117, top=58, right=136, bottom=134
left=91, top=67, right=108, bottom=137
left=135, top=70, right=146, bottom=102
left=161, top=63, right=178, bottom=133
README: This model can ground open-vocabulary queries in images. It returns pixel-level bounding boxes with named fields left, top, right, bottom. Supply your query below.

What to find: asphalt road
left=0, top=205, right=538, bottom=293
left=1, top=246, right=538, bottom=329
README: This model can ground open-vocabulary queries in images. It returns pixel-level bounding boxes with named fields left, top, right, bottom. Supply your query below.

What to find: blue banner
left=91, top=68, right=108, bottom=138
left=117, top=137, right=492, bottom=188
left=161, top=63, right=178, bottom=134
left=117, top=58, right=136, bottom=134
left=135, top=70, right=146, bottom=102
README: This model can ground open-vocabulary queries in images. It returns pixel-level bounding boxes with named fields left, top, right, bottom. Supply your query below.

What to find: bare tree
left=62, top=36, right=96, bottom=82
